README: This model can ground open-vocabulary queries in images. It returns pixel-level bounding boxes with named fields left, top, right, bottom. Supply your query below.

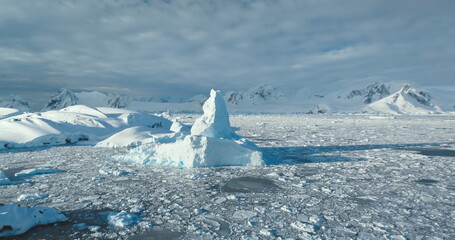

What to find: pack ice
left=115, top=90, right=264, bottom=167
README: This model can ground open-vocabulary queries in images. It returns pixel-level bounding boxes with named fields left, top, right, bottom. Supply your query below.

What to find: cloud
left=0, top=0, right=454, bottom=108
left=291, top=45, right=379, bottom=69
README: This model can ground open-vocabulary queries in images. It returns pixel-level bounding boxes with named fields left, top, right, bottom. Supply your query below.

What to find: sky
left=1, top=0, right=454, bottom=109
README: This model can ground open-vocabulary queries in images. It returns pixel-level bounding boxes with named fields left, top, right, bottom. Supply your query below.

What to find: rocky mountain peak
left=346, top=82, right=391, bottom=104
left=42, top=88, right=78, bottom=111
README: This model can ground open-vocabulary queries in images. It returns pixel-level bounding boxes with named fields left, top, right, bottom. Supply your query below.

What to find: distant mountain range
left=2, top=82, right=454, bottom=115
left=225, top=84, right=284, bottom=105
left=42, top=88, right=128, bottom=111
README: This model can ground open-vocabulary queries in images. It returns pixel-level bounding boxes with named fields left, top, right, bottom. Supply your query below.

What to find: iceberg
left=118, top=135, right=263, bottom=167
left=0, top=204, right=68, bottom=237
left=116, top=89, right=264, bottom=168
left=191, top=89, right=237, bottom=139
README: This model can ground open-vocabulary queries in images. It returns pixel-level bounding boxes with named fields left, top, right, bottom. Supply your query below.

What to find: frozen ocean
left=1, top=114, right=454, bottom=239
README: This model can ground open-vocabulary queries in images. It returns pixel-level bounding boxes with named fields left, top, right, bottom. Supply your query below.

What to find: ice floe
left=15, top=167, right=61, bottom=177
left=17, top=193, right=49, bottom=201
left=0, top=204, right=68, bottom=237
left=0, top=169, right=11, bottom=185
left=107, top=211, right=140, bottom=228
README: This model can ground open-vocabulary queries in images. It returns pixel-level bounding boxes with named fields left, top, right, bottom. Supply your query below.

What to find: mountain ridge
left=363, top=84, right=444, bottom=115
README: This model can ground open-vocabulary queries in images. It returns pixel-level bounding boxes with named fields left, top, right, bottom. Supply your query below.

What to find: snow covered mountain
left=225, top=84, right=284, bottom=105
left=5, top=82, right=454, bottom=114
left=345, top=82, right=391, bottom=104
left=43, top=89, right=129, bottom=111
left=0, top=95, right=31, bottom=112
left=290, top=82, right=392, bottom=114
left=43, top=89, right=78, bottom=111
left=364, top=84, right=443, bottom=115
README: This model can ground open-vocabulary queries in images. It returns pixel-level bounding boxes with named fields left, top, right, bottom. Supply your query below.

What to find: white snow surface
left=0, top=204, right=68, bottom=237
left=0, top=107, right=20, bottom=119
left=0, top=105, right=171, bottom=150
left=191, top=89, right=237, bottom=139
left=95, top=126, right=179, bottom=148
left=170, top=120, right=191, bottom=133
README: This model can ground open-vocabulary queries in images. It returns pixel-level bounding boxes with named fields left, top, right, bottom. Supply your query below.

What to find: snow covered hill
left=364, top=84, right=444, bottom=115
left=0, top=105, right=172, bottom=150
left=0, top=107, right=20, bottom=119
left=42, top=89, right=129, bottom=111
left=0, top=95, right=31, bottom=112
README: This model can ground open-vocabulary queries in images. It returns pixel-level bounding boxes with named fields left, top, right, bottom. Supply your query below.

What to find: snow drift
left=96, top=126, right=181, bottom=148
left=0, top=107, right=20, bottom=119
left=0, top=204, right=68, bottom=237
left=116, top=89, right=264, bottom=168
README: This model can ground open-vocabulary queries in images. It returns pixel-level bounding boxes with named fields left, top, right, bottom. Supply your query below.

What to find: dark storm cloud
left=1, top=0, right=454, bottom=106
